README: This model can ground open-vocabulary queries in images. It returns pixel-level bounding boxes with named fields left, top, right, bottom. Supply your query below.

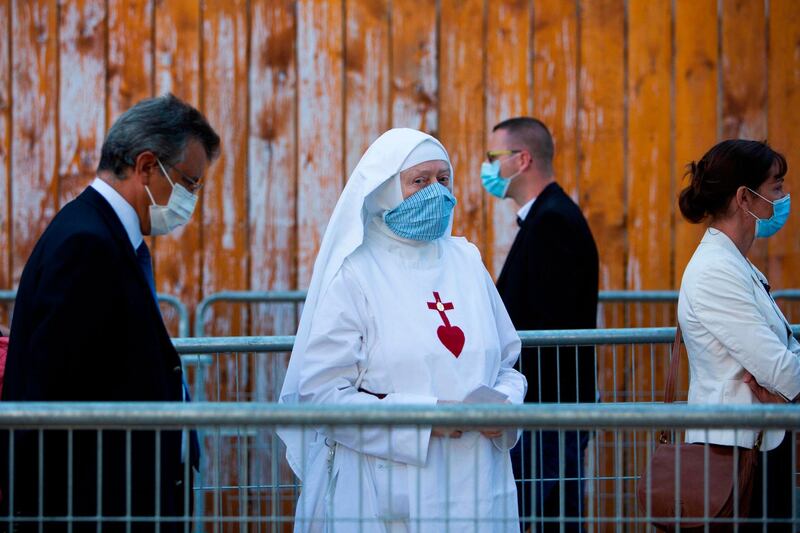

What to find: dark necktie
left=136, top=241, right=200, bottom=469
left=136, top=241, right=158, bottom=303
left=516, top=216, right=524, bottom=227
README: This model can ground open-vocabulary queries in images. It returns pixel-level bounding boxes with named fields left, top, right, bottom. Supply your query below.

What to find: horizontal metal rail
left=0, top=289, right=190, bottom=337
left=173, top=325, right=800, bottom=354
left=192, top=288, right=800, bottom=335
left=0, top=402, right=799, bottom=429
left=597, top=290, right=678, bottom=302
left=194, top=290, right=306, bottom=336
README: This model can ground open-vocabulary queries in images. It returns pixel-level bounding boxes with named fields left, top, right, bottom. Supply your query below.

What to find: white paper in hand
left=463, top=385, right=508, bottom=404
left=462, top=385, right=517, bottom=450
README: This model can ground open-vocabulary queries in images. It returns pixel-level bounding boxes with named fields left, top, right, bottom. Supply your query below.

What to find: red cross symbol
left=427, top=292, right=455, bottom=327
left=426, top=291, right=465, bottom=357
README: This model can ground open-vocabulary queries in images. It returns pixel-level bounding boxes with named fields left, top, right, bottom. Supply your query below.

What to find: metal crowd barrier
left=191, top=289, right=800, bottom=335
left=0, top=289, right=191, bottom=338
left=170, top=326, right=800, bottom=529
left=1, top=402, right=799, bottom=531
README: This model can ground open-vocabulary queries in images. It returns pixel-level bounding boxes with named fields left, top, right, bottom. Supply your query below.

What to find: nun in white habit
left=279, top=128, right=526, bottom=533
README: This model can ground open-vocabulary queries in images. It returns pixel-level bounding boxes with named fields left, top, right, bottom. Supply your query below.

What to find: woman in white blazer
left=677, top=139, right=800, bottom=529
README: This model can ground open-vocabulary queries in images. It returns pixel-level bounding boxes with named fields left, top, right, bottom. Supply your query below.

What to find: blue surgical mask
left=384, top=182, right=457, bottom=241
left=746, top=188, right=791, bottom=239
left=480, top=155, right=521, bottom=198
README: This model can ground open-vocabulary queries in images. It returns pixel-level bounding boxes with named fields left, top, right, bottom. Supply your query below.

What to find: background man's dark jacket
left=497, top=182, right=599, bottom=404
left=1, top=187, right=190, bottom=532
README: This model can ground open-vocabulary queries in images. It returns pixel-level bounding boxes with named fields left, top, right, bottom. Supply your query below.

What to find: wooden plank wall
left=1, top=1, right=799, bottom=527
left=3, top=0, right=799, bottom=327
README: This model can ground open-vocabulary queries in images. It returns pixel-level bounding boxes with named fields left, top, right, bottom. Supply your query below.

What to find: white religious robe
left=294, top=222, right=527, bottom=533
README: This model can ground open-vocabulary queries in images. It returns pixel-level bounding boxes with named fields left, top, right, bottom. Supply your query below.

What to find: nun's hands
left=478, top=400, right=512, bottom=438
left=433, top=400, right=463, bottom=438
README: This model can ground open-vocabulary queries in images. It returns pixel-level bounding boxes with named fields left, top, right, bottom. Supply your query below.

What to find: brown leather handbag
left=637, top=325, right=761, bottom=531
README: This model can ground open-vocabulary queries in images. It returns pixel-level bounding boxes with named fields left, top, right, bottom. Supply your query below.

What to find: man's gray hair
left=493, top=117, right=554, bottom=176
left=97, top=93, right=220, bottom=178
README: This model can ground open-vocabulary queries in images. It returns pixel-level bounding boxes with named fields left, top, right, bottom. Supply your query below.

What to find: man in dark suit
left=0, top=94, right=219, bottom=532
left=482, top=117, right=599, bottom=532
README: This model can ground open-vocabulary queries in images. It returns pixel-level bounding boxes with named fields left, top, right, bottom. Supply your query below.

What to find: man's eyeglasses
left=485, top=149, right=521, bottom=164
left=160, top=160, right=204, bottom=193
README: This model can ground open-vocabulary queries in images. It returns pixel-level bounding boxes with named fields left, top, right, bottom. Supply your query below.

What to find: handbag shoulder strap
left=664, top=324, right=682, bottom=404
left=660, top=324, right=764, bottom=450
left=658, top=325, right=683, bottom=444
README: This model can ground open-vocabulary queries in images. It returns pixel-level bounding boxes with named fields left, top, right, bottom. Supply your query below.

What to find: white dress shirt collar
left=516, top=196, right=537, bottom=222
left=90, top=177, right=143, bottom=251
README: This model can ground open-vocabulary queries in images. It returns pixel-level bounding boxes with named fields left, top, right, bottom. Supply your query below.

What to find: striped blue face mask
left=383, top=182, right=457, bottom=241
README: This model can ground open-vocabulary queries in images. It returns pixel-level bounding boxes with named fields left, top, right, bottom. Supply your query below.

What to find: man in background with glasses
left=482, top=117, right=599, bottom=532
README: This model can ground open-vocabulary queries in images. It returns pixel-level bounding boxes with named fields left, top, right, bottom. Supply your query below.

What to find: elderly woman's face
left=399, top=160, right=451, bottom=199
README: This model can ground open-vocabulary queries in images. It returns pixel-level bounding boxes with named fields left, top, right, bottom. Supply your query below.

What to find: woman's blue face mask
left=746, top=187, right=791, bottom=239
left=384, top=182, right=457, bottom=241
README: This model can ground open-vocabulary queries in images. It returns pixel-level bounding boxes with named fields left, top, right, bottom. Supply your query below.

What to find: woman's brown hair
left=678, top=139, right=787, bottom=223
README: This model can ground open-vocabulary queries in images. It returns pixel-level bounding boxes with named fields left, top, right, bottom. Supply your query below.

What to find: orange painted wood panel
left=344, top=0, right=390, bottom=175
left=249, top=0, right=297, bottom=341
left=0, top=0, right=9, bottom=293
left=11, top=0, right=58, bottom=284
left=248, top=2, right=299, bottom=517
left=296, top=0, right=344, bottom=287
left=673, top=0, right=718, bottom=287
left=57, top=0, right=106, bottom=205
left=439, top=0, right=485, bottom=251
left=107, top=0, right=154, bottom=124
left=485, top=0, right=531, bottom=277
left=389, top=0, right=437, bottom=134
left=533, top=0, right=578, bottom=199
left=722, top=0, right=769, bottom=271
left=153, top=0, right=202, bottom=327
left=767, top=0, right=800, bottom=290
left=578, top=3, right=627, bottom=521
left=578, top=0, right=626, bottom=297
left=626, top=0, right=672, bottom=295
left=201, top=0, right=249, bottom=338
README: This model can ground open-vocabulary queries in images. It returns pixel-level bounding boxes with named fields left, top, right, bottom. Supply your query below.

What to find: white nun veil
left=278, top=128, right=453, bottom=479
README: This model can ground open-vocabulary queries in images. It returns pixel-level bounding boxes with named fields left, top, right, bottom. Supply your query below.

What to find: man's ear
left=519, top=150, right=534, bottom=173
left=132, top=151, right=159, bottom=186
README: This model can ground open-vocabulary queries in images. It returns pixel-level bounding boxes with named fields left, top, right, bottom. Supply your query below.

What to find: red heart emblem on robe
left=437, top=325, right=465, bottom=357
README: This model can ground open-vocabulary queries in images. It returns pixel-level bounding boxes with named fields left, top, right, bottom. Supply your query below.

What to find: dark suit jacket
left=497, top=182, right=599, bottom=404
left=0, top=187, right=190, bottom=532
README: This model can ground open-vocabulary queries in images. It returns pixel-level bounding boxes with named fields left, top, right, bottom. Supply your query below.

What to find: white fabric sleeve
left=483, top=269, right=527, bottom=451
left=297, top=263, right=436, bottom=466
left=485, top=270, right=527, bottom=404
left=691, top=261, right=800, bottom=401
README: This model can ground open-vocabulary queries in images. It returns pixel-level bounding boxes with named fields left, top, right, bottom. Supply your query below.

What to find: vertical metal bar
left=270, top=429, right=278, bottom=533
left=614, top=428, right=623, bottom=533
left=792, top=430, right=797, bottom=530
left=612, top=344, right=619, bottom=402
left=733, top=429, right=740, bottom=533
left=96, top=431, right=103, bottom=533
left=650, top=343, right=656, bottom=401
left=67, top=429, right=73, bottom=533
left=704, top=433, right=710, bottom=533
left=155, top=429, right=161, bottom=533
left=126, top=429, right=132, bottom=533
left=214, top=425, right=221, bottom=533
left=7, top=428, right=14, bottom=532
left=38, top=429, right=43, bottom=533
left=558, top=429, right=565, bottom=533
left=556, top=344, right=561, bottom=402
left=675, top=432, right=681, bottom=531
